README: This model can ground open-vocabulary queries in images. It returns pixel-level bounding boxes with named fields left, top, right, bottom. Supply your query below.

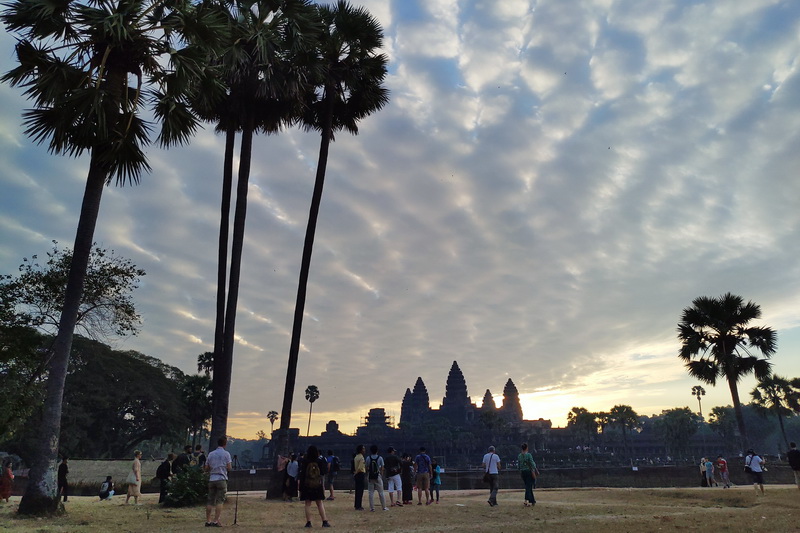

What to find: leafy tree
left=1, top=0, right=227, bottom=514
left=305, top=385, right=320, bottom=436
left=609, top=404, right=639, bottom=458
left=202, top=0, right=320, bottom=448
left=677, top=293, right=776, bottom=450
left=653, top=407, right=700, bottom=459
left=707, top=405, right=737, bottom=443
left=183, top=374, right=213, bottom=447
left=0, top=326, right=47, bottom=442
left=267, top=410, right=279, bottom=434
left=751, top=374, right=800, bottom=451
left=567, top=407, right=598, bottom=447
left=197, top=352, right=214, bottom=376
left=280, top=0, right=389, bottom=454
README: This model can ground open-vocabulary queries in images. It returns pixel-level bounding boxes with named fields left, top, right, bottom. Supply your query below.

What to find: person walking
left=156, top=453, right=175, bottom=503
left=353, top=444, right=366, bottom=511
left=365, top=445, right=388, bottom=511
left=414, top=447, right=432, bottom=505
left=298, top=445, right=331, bottom=528
left=716, top=455, right=731, bottom=488
left=482, top=445, right=501, bottom=507
left=57, top=457, right=69, bottom=502
left=204, top=436, right=232, bottom=527
left=125, top=451, right=142, bottom=505
left=325, top=450, right=339, bottom=501
left=518, top=443, right=537, bottom=507
left=400, top=453, right=414, bottom=505
left=704, top=458, right=717, bottom=487
left=384, top=447, right=403, bottom=507
left=0, top=460, right=14, bottom=502
left=788, top=442, right=800, bottom=490
left=745, top=449, right=766, bottom=495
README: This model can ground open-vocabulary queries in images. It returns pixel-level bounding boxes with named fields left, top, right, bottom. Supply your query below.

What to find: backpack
left=331, top=456, right=340, bottom=472
left=306, top=461, right=322, bottom=489
left=367, top=456, right=380, bottom=480
left=99, top=481, right=110, bottom=494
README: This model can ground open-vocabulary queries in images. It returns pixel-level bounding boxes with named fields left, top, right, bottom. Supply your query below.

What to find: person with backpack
left=384, top=447, right=403, bottom=507
left=353, top=444, right=366, bottom=511
left=325, top=450, right=339, bottom=500
left=193, top=445, right=206, bottom=468
left=156, top=453, right=175, bottom=503
left=414, top=447, right=433, bottom=505
left=172, top=445, right=192, bottom=474
left=98, top=476, right=115, bottom=500
left=298, top=445, right=331, bottom=528
left=365, top=444, right=388, bottom=512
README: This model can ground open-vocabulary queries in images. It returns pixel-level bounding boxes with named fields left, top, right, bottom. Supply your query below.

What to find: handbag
left=126, top=471, right=138, bottom=484
left=743, top=456, right=752, bottom=473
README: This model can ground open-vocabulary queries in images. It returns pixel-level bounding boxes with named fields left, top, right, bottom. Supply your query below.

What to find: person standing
left=173, top=445, right=192, bottom=474
left=353, top=444, right=366, bottom=511
left=0, top=460, right=14, bottom=502
left=57, top=457, right=69, bottom=502
left=298, top=445, right=331, bottom=528
left=156, top=453, right=175, bottom=503
left=284, top=453, right=299, bottom=502
left=704, top=458, right=717, bottom=487
left=325, top=450, right=338, bottom=501
left=365, top=445, right=388, bottom=511
left=716, top=455, right=731, bottom=488
left=384, top=447, right=403, bottom=507
left=788, top=442, right=800, bottom=490
left=125, top=450, right=142, bottom=505
left=517, top=443, right=537, bottom=507
left=193, top=445, right=207, bottom=468
left=204, top=436, right=232, bottom=527
left=400, top=453, right=414, bottom=505
left=414, top=447, right=432, bottom=505
left=482, top=445, right=501, bottom=506
left=745, top=449, right=766, bottom=495
left=430, top=458, right=441, bottom=503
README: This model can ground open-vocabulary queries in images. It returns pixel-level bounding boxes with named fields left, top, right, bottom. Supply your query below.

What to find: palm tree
left=677, top=293, right=776, bottom=450
left=751, top=374, right=800, bottom=451
left=691, top=385, right=707, bottom=453
left=198, top=352, right=215, bottom=376
left=267, top=410, right=279, bottom=434
left=1, top=0, right=226, bottom=514
left=609, top=404, right=639, bottom=459
left=304, top=385, right=320, bottom=436
left=200, top=0, right=320, bottom=448
left=278, top=0, right=389, bottom=455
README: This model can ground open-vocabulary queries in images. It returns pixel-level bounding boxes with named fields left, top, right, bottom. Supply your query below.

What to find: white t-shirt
left=206, top=447, right=232, bottom=481
left=747, top=454, right=764, bottom=473
left=482, top=453, right=501, bottom=474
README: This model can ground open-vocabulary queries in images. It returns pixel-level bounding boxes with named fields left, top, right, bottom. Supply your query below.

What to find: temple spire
left=481, top=389, right=496, bottom=410
left=442, top=361, right=470, bottom=408
left=501, top=378, right=523, bottom=421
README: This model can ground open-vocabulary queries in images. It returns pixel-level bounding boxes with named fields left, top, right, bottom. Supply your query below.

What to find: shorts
left=387, top=474, right=402, bottom=492
left=750, top=471, right=764, bottom=485
left=207, top=480, right=227, bottom=505
left=326, top=471, right=337, bottom=486
left=415, top=473, right=430, bottom=491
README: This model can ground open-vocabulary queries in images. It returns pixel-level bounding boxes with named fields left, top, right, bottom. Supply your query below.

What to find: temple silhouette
left=267, top=361, right=552, bottom=467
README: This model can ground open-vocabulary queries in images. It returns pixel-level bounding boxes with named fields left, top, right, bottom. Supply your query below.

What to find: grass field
left=1, top=486, right=798, bottom=532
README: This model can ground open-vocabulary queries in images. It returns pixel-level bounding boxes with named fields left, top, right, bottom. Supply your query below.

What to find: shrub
left=163, top=467, right=209, bottom=507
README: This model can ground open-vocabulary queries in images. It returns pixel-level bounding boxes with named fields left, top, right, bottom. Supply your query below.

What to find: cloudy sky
left=2, top=0, right=800, bottom=439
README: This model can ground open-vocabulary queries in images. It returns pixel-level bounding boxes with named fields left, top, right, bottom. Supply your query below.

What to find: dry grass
left=1, top=485, right=799, bottom=532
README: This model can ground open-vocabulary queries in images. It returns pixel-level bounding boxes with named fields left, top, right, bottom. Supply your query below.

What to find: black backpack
left=331, top=456, right=340, bottom=472
left=367, top=456, right=380, bottom=480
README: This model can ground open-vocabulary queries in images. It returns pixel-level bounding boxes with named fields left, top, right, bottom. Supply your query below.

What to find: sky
left=2, top=0, right=800, bottom=440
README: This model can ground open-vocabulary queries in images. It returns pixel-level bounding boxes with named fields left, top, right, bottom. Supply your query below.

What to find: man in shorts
left=384, top=447, right=403, bottom=507
left=325, top=450, right=339, bottom=500
left=414, top=447, right=432, bottom=505
left=716, top=455, right=731, bottom=488
left=204, top=436, right=232, bottom=527
left=787, top=442, right=800, bottom=490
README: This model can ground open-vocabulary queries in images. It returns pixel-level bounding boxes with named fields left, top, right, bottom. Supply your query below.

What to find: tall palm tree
left=267, top=410, right=279, bottom=434
left=304, top=385, right=320, bottom=437
left=278, top=0, right=389, bottom=455
left=751, top=374, right=800, bottom=450
left=197, top=0, right=320, bottom=448
left=1, top=0, right=226, bottom=514
left=609, top=404, right=639, bottom=458
left=691, top=385, right=707, bottom=453
left=677, top=293, right=776, bottom=450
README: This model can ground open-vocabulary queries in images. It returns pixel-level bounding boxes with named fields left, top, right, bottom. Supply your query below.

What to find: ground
left=1, top=486, right=798, bottom=532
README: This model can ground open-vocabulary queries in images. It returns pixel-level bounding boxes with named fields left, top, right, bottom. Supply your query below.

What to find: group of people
left=698, top=455, right=731, bottom=488
left=154, top=443, right=209, bottom=504
left=482, top=443, right=540, bottom=508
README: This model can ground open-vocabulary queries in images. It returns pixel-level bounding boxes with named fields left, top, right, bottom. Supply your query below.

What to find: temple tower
left=500, top=378, right=523, bottom=422
left=481, top=389, right=497, bottom=410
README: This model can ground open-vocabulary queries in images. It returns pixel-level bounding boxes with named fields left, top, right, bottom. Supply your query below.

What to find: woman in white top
left=126, top=450, right=142, bottom=504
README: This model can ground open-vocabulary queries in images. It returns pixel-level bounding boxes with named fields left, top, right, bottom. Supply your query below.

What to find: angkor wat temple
left=267, top=361, right=551, bottom=468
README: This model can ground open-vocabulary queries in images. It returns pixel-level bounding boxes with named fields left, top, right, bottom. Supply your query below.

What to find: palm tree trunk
left=307, top=402, right=313, bottom=437
left=727, top=376, right=749, bottom=451
left=211, top=120, right=254, bottom=447
left=19, top=157, right=107, bottom=515
left=278, top=90, right=335, bottom=456
left=776, top=412, right=789, bottom=451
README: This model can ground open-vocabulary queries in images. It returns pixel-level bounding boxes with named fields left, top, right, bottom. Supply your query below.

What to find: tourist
left=325, top=450, right=339, bottom=500
left=125, top=450, right=142, bottom=504
left=172, top=445, right=192, bottom=474
left=298, top=445, right=331, bottom=528
left=0, top=460, right=13, bottom=502
left=193, top=444, right=207, bottom=468
left=716, top=455, right=731, bottom=488
left=482, top=445, right=501, bottom=506
left=204, top=436, right=232, bottom=527
left=400, top=453, right=414, bottom=505
left=698, top=458, right=708, bottom=487
left=384, top=447, right=403, bottom=507
left=414, top=446, right=432, bottom=505
left=98, top=476, right=115, bottom=500
left=430, top=458, right=441, bottom=503
left=57, top=456, right=69, bottom=502
left=517, top=443, right=537, bottom=507
left=284, top=453, right=299, bottom=502
left=788, top=442, right=800, bottom=490
left=365, top=444, right=388, bottom=511
left=745, top=449, right=766, bottom=495
left=704, top=457, right=716, bottom=487
left=156, top=453, right=175, bottom=503
left=353, top=444, right=366, bottom=510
